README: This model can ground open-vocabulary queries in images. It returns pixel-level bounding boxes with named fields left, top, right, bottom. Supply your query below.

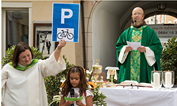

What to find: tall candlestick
left=165, top=72, right=172, bottom=87
left=153, top=73, right=160, bottom=88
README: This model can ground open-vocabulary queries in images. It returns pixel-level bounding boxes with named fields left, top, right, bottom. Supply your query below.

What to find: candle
left=153, top=72, right=160, bottom=88
left=165, top=72, right=172, bottom=87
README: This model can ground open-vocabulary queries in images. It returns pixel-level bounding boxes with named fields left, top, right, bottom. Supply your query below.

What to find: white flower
left=91, top=80, right=95, bottom=82
left=88, top=85, right=92, bottom=89
left=91, top=76, right=97, bottom=82
left=60, top=77, right=66, bottom=83
left=53, top=95, right=61, bottom=101
left=86, top=77, right=89, bottom=81
left=61, top=76, right=66, bottom=82
left=61, top=80, right=65, bottom=83
left=98, top=90, right=101, bottom=96
left=86, top=70, right=92, bottom=74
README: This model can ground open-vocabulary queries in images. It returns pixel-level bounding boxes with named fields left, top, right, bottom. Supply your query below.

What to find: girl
left=59, top=66, right=93, bottom=106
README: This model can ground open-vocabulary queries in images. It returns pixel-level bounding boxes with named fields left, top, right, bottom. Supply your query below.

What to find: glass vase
left=162, top=71, right=174, bottom=89
left=151, top=71, right=162, bottom=89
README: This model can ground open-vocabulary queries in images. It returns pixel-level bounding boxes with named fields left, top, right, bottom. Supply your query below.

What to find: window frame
left=1, top=2, right=32, bottom=58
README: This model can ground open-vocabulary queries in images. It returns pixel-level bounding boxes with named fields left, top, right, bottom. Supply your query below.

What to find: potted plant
left=161, top=37, right=177, bottom=84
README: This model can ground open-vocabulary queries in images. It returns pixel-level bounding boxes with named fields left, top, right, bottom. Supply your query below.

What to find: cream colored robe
left=119, top=46, right=156, bottom=66
left=1, top=53, right=66, bottom=106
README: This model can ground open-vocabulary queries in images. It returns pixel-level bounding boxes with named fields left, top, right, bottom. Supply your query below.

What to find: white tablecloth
left=100, top=86, right=177, bottom=106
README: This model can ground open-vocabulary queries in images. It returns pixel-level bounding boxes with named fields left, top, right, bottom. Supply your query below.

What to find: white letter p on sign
left=61, top=9, right=73, bottom=24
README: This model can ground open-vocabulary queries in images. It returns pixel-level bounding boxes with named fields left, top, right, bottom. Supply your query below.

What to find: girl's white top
left=62, top=88, right=93, bottom=106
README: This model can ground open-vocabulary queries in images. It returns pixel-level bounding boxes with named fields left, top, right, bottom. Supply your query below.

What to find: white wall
left=92, top=4, right=120, bottom=73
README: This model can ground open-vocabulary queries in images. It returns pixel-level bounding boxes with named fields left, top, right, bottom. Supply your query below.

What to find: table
left=100, top=86, right=177, bottom=106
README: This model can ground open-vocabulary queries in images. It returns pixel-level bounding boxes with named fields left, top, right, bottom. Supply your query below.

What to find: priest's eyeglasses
left=133, top=13, right=143, bottom=16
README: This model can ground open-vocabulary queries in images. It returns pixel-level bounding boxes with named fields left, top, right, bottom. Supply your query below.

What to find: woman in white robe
left=1, top=39, right=66, bottom=106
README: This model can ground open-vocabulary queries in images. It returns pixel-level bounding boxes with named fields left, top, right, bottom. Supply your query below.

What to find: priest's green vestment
left=116, top=25, right=162, bottom=83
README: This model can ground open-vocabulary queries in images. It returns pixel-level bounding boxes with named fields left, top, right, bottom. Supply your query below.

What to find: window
left=145, top=15, right=177, bottom=24
left=6, top=10, right=29, bottom=49
left=2, top=2, right=32, bottom=58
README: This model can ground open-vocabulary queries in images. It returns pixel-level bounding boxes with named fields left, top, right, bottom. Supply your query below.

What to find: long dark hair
left=61, top=66, right=88, bottom=97
left=11, top=42, right=33, bottom=67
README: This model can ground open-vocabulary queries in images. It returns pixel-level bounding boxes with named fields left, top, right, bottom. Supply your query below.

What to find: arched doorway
left=84, top=1, right=177, bottom=73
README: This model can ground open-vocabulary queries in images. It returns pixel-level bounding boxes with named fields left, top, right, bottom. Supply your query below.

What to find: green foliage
left=45, top=55, right=73, bottom=106
left=161, top=37, right=177, bottom=83
left=91, top=83, right=107, bottom=106
left=31, top=47, right=46, bottom=60
left=2, top=46, right=15, bottom=66
left=89, top=74, right=107, bottom=106
left=1, top=45, right=45, bottom=66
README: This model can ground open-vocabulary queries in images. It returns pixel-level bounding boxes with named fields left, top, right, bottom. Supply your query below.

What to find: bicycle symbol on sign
left=57, top=29, right=74, bottom=40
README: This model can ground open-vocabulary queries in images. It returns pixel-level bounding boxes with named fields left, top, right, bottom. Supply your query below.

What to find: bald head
left=131, top=7, right=145, bottom=26
left=132, top=7, right=144, bottom=15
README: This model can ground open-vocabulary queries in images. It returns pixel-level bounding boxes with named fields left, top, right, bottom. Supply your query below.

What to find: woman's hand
left=57, top=39, right=66, bottom=50
left=54, top=39, right=66, bottom=61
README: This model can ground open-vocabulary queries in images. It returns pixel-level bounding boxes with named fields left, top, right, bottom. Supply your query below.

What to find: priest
left=115, top=7, right=162, bottom=83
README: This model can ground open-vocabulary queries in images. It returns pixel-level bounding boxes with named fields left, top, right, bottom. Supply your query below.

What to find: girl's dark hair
left=11, top=42, right=33, bottom=67
left=61, top=65, right=88, bottom=97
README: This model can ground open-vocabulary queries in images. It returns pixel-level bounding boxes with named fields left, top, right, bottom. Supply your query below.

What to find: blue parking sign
left=52, top=3, right=80, bottom=42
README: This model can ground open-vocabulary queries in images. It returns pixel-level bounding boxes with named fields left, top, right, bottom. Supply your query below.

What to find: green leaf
left=161, top=37, right=177, bottom=84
